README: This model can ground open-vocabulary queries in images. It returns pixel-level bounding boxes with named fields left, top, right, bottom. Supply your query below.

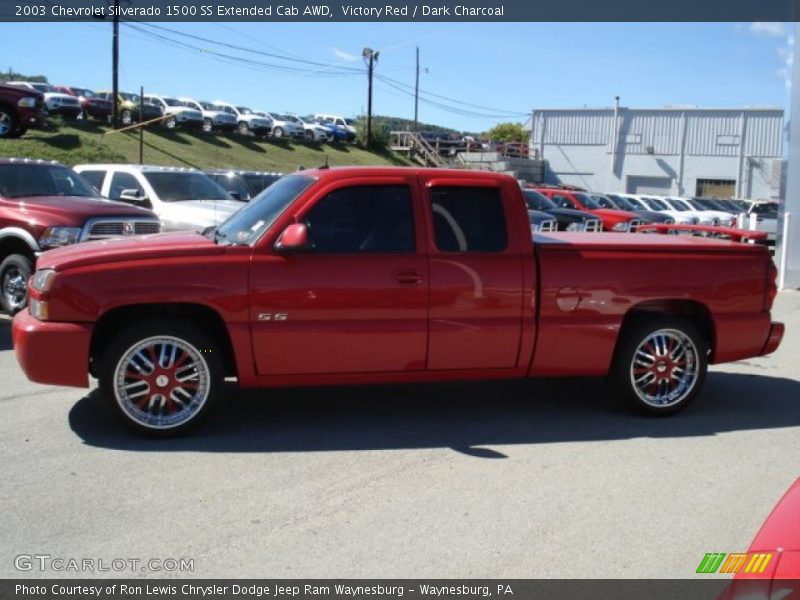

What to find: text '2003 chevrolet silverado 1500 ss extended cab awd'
left=12, top=168, right=784, bottom=436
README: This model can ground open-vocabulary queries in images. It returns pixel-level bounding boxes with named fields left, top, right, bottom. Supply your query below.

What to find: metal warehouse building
left=525, top=106, right=784, bottom=200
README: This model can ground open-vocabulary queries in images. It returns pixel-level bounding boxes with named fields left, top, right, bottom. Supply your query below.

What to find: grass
left=0, top=118, right=412, bottom=172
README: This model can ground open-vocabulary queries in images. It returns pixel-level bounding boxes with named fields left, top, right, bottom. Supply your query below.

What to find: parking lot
left=1, top=291, right=798, bottom=579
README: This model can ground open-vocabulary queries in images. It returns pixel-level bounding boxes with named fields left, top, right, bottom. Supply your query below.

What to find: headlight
left=566, top=222, right=585, bottom=232
left=612, top=222, right=630, bottom=232
left=39, top=227, right=82, bottom=249
left=18, top=96, right=37, bottom=108
left=31, top=269, right=57, bottom=292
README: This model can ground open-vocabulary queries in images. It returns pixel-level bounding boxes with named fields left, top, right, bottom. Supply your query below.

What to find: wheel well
left=617, top=299, right=715, bottom=359
left=0, top=237, right=36, bottom=265
left=90, top=303, right=237, bottom=378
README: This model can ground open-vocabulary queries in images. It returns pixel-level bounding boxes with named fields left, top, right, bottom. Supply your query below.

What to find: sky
left=0, top=21, right=795, bottom=132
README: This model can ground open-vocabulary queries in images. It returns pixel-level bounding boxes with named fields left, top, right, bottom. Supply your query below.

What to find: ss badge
left=257, top=313, right=288, bottom=321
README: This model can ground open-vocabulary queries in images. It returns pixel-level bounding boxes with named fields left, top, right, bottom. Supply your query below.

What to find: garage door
left=626, top=176, right=673, bottom=195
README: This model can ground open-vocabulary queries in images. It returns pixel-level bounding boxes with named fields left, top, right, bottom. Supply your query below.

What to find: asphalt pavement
left=1, top=292, right=799, bottom=579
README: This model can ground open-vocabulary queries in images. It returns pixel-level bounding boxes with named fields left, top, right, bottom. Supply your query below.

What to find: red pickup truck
left=12, top=167, right=783, bottom=435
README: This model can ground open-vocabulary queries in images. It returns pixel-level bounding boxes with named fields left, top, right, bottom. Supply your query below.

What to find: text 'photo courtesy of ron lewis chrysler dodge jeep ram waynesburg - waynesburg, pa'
left=2, top=162, right=783, bottom=435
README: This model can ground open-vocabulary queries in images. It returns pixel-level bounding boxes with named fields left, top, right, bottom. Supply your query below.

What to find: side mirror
left=119, top=189, right=149, bottom=206
left=274, top=223, right=309, bottom=252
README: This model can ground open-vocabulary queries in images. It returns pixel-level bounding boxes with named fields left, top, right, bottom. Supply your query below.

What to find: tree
left=4, top=69, right=48, bottom=83
left=485, top=122, right=527, bottom=143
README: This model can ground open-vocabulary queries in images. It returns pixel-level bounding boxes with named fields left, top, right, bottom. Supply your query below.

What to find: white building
left=526, top=106, right=783, bottom=200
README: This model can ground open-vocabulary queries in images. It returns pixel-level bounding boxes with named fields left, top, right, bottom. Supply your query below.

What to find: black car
left=205, top=171, right=251, bottom=202
left=600, top=194, right=673, bottom=225
left=522, top=189, right=602, bottom=232
left=528, top=209, right=557, bottom=233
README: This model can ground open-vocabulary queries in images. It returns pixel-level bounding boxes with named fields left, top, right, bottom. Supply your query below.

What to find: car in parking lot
left=178, top=98, right=237, bottom=133
left=0, top=83, right=44, bottom=139
left=528, top=209, right=557, bottom=233
left=210, top=103, right=272, bottom=136
left=265, top=113, right=304, bottom=139
left=522, top=189, right=602, bottom=232
left=204, top=170, right=252, bottom=202
left=143, top=95, right=203, bottom=130
left=634, top=195, right=699, bottom=226
left=6, top=81, right=81, bottom=118
left=313, top=113, right=357, bottom=141
left=0, top=158, right=160, bottom=313
left=54, top=86, right=113, bottom=120
left=96, top=91, right=164, bottom=126
left=73, top=164, right=244, bottom=232
left=283, top=114, right=330, bottom=141
left=747, top=200, right=779, bottom=242
left=534, top=187, right=645, bottom=231
left=595, top=193, right=674, bottom=226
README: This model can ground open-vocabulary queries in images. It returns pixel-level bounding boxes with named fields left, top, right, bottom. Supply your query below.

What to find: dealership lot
left=0, top=291, right=798, bottom=578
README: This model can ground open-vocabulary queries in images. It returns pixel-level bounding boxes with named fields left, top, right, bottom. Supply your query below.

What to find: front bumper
left=12, top=310, right=93, bottom=388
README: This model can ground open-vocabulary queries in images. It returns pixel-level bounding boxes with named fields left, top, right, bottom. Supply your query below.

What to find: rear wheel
left=612, top=317, right=707, bottom=416
left=121, top=110, right=133, bottom=126
left=99, top=321, right=222, bottom=436
left=0, top=254, right=33, bottom=314
left=0, top=107, right=19, bottom=139
left=202, top=118, right=213, bottom=133
left=237, top=121, right=249, bottom=135
left=164, top=116, right=177, bottom=129
left=304, top=130, right=314, bottom=141
left=273, top=126, right=284, bottom=138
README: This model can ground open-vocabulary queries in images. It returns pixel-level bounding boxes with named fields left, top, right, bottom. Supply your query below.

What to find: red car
left=12, top=167, right=782, bottom=435
left=0, top=83, right=44, bottom=138
left=54, top=86, right=113, bottom=120
left=534, top=187, right=644, bottom=232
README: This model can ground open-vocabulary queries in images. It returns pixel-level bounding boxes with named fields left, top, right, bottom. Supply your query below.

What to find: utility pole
left=414, top=46, right=419, bottom=132
left=362, top=47, right=379, bottom=147
left=111, top=0, right=120, bottom=128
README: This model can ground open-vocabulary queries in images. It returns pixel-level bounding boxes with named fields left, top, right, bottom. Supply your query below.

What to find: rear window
left=429, top=186, right=507, bottom=252
left=0, top=164, right=99, bottom=199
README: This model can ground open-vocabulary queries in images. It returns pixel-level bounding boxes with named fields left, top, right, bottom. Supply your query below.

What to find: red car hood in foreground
left=37, top=232, right=225, bottom=271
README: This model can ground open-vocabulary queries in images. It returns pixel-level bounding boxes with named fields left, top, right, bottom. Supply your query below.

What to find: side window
left=553, top=195, right=576, bottom=209
left=303, top=185, right=415, bottom=253
left=429, top=186, right=507, bottom=252
left=78, top=170, right=106, bottom=193
left=109, top=172, right=144, bottom=200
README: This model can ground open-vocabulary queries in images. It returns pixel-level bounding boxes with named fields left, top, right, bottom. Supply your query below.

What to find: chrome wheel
left=2, top=267, right=27, bottom=310
left=113, top=336, right=211, bottom=430
left=630, top=328, right=699, bottom=408
left=0, top=110, right=16, bottom=137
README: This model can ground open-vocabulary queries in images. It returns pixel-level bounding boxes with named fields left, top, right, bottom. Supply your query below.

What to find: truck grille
left=82, top=219, right=161, bottom=241
left=629, top=219, right=644, bottom=232
left=584, top=220, right=602, bottom=232
left=537, top=219, right=557, bottom=233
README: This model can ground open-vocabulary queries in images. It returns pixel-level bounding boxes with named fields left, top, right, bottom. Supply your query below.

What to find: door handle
left=393, top=269, right=423, bottom=285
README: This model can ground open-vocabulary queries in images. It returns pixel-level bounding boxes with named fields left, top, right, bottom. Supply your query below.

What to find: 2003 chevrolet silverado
left=11, top=167, right=784, bottom=435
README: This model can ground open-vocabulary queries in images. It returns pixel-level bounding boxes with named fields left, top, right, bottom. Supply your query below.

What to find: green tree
left=486, top=122, right=527, bottom=142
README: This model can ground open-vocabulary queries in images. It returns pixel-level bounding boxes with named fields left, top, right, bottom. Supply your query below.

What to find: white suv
left=143, top=95, right=203, bottom=129
left=265, top=113, right=304, bottom=139
left=73, top=164, right=245, bottom=232
left=211, top=102, right=272, bottom=136
left=178, top=98, right=237, bottom=133
left=283, top=115, right=329, bottom=141
left=7, top=81, right=81, bottom=118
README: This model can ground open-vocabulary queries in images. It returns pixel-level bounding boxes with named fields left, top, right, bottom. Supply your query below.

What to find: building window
left=696, top=179, right=736, bottom=198
left=624, top=133, right=641, bottom=144
left=716, top=134, right=740, bottom=146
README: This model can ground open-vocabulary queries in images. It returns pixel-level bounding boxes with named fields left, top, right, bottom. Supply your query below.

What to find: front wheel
left=164, top=116, right=177, bottom=129
left=202, top=118, right=213, bottom=133
left=0, top=107, right=19, bottom=139
left=121, top=110, right=133, bottom=126
left=272, top=126, right=284, bottom=138
left=0, top=254, right=33, bottom=314
left=612, top=317, right=707, bottom=416
left=237, top=121, right=249, bottom=135
left=99, top=321, right=222, bottom=436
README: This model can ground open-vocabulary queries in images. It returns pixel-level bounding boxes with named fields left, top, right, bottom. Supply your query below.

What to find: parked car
left=283, top=114, right=329, bottom=141
left=314, top=117, right=351, bottom=143
left=522, top=189, right=602, bottom=232
left=54, top=86, right=112, bottom=120
left=204, top=170, right=251, bottom=201
left=177, top=98, right=237, bottom=133
left=237, top=171, right=283, bottom=198
left=533, top=188, right=644, bottom=232
left=5, top=81, right=81, bottom=118
left=11, top=167, right=783, bottom=435
left=633, top=195, right=699, bottom=226
left=528, top=209, right=557, bottom=233
left=418, top=131, right=464, bottom=155
left=0, top=158, right=160, bottom=313
left=95, top=91, right=164, bottom=126
left=600, top=193, right=675, bottom=225
left=143, top=95, right=203, bottom=130
left=265, top=113, right=304, bottom=139
left=662, top=196, right=723, bottom=226
left=0, top=83, right=44, bottom=139
left=747, top=200, right=778, bottom=243
left=678, top=197, right=737, bottom=227
left=210, top=102, right=272, bottom=136
left=313, top=113, right=357, bottom=141
left=73, top=164, right=244, bottom=232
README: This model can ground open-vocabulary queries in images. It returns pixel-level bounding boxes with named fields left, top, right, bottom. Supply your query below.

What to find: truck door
left=250, top=178, right=428, bottom=376
left=424, top=179, right=525, bottom=370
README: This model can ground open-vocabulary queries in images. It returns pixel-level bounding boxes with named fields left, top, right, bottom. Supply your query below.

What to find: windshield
left=161, top=97, right=181, bottom=107
left=215, top=175, right=315, bottom=245
left=73, top=88, right=93, bottom=97
left=345, top=118, right=356, bottom=125
left=210, top=174, right=250, bottom=202
left=591, top=194, right=620, bottom=209
left=30, top=83, right=52, bottom=93
left=609, top=194, right=639, bottom=210
left=665, top=199, right=690, bottom=211
left=177, top=100, right=199, bottom=109
left=143, top=172, right=231, bottom=202
left=120, top=92, right=140, bottom=102
left=574, top=193, right=601, bottom=209
left=0, top=164, right=100, bottom=199
left=522, top=190, right=556, bottom=211
left=687, top=199, right=706, bottom=211
left=641, top=197, right=668, bottom=210
left=237, top=107, right=254, bottom=115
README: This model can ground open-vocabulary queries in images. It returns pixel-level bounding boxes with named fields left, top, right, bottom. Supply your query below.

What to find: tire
left=304, top=130, right=314, bottom=141
left=121, top=110, right=133, bottom=126
left=164, top=116, right=177, bottom=130
left=237, top=121, right=249, bottom=135
left=202, top=118, right=213, bottom=133
left=0, top=254, right=33, bottom=314
left=0, top=107, right=19, bottom=139
left=612, top=317, right=708, bottom=416
left=99, top=320, right=222, bottom=436
left=273, top=126, right=284, bottom=139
